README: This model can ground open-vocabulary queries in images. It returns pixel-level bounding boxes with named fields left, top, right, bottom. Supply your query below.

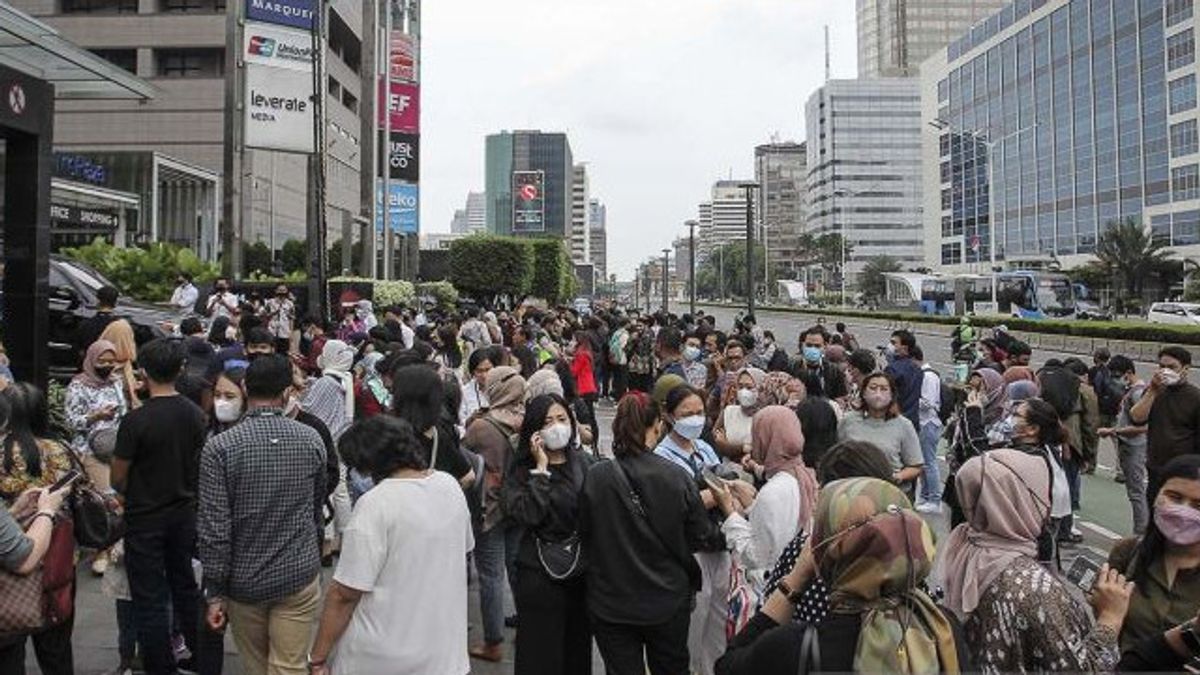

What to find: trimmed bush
left=62, top=238, right=219, bottom=302
left=529, top=238, right=575, bottom=305
left=416, top=281, right=459, bottom=309
left=449, top=235, right=534, bottom=300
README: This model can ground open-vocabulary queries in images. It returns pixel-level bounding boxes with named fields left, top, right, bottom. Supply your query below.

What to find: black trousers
left=610, top=365, right=629, bottom=400
left=514, top=567, right=591, bottom=675
left=125, top=512, right=201, bottom=675
left=591, top=606, right=690, bottom=675
left=0, top=616, right=74, bottom=675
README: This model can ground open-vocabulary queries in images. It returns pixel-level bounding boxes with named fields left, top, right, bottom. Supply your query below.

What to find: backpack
left=1039, top=366, right=1081, bottom=420
left=1092, top=368, right=1123, bottom=417
left=925, top=367, right=954, bottom=425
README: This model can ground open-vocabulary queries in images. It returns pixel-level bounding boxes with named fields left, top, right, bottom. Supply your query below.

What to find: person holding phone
left=0, top=383, right=72, bottom=504
left=65, top=340, right=128, bottom=497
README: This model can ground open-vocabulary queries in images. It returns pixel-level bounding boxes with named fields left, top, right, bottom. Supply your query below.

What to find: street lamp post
left=686, top=220, right=697, bottom=317
left=739, top=182, right=758, bottom=316
left=661, top=249, right=670, bottom=313
left=831, top=188, right=857, bottom=307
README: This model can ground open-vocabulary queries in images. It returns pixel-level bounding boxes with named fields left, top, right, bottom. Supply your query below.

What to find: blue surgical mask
left=683, top=345, right=702, bottom=362
left=802, top=346, right=823, bottom=363
left=672, top=414, right=706, bottom=440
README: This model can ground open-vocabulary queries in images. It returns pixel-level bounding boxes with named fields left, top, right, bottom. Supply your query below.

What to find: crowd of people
left=0, top=277, right=1199, bottom=674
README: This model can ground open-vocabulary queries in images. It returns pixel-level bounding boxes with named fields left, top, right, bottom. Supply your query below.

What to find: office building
left=571, top=163, right=590, bottom=263
left=701, top=180, right=756, bottom=255
left=450, top=191, right=485, bottom=234
left=485, top=130, right=573, bottom=237
left=922, top=0, right=1197, bottom=272
left=13, top=0, right=369, bottom=261
left=806, top=78, right=925, bottom=283
left=697, top=201, right=714, bottom=257
left=421, top=232, right=466, bottom=251
left=588, top=198, right=608, bottom=280
left=858, top=0, right=1012, bottom=77
left=755, top=141, right=807, bottom=279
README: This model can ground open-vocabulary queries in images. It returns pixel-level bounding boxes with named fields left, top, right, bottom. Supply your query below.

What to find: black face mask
left=94, top=366, right=114, bottom=379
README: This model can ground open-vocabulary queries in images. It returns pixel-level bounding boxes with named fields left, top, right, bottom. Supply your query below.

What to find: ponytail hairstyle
left=612, top=391, right=661, bottom=458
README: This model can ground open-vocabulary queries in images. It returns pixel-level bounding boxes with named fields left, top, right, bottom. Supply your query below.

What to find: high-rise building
left=450, top=191, right=486, bottom=234
left=698, top=201, right=714, bottom=258
left=755, top=141, right=807, bottom=280
left=588, top=198, right=608, bottom=280
left=485, top=130, right=574, bottom=237
left=857, top=0, right=1012, bottom=77
left=571, top=164, right=590, bottom=264
left=12, top=0, right=369, bottom=260
left=450, top=208, right=468, bottom=234
left=806, top=79, right=924, bottom=284
left=702, top=180, right=757, bottom=255
left=921, top=0, right=1195, bottom=272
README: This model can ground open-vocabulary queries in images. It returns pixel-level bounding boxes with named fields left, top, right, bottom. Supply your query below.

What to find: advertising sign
left=377, top=81, right=419, bottom=133
left=244, top=22, right=316, bottom=72
left=245, top=64, right=315, bottom=153
left=245, top=0, right=317, bottom=31
left=49, top=204, right=119, bottom=230
left=390, top=31, right=416, bottom=81
left=375, top=181, right=419, bottom=234
left=380, top=132, right=419, bottom=182
left=512, top=171, right=545, bottom=233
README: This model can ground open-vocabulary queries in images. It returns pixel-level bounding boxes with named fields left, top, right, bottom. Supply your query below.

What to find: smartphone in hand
left=1065, top=556, right=1102, bottom=593
left=49, top=469, right=83, bottom=493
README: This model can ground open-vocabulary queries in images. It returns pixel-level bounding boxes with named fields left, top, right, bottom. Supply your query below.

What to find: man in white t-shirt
left=308, top=417, right=474, bottom=675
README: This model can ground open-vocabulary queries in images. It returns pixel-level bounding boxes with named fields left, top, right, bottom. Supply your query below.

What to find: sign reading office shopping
left=243, top=2, right=316, bottom=154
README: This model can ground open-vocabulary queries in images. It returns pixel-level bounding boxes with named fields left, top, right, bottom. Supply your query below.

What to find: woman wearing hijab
left=353, top=351, right=391, bottom=418
left=64, top=339, right=128, bottom=494
left=723, top=406, right=819, bottom=635
left=304, top=339, right=356, bottom=564
left=754, top=372, right=801, bottom=410
left=940, top=449, right=1133, bottom=672
left=717, top=477, right=963, bottom=675
left=713, top=367, right=766, bottom=459
left=98, top=318, right=141, bottom=409
left=355, top=299, right=378, bottom=331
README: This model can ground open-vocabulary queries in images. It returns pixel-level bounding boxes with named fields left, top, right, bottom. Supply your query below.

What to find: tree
left=529, top=238, right=575, bottom=304
left=449, top=234, right=534, bottom=303
left=243, top=241, right=272, bottom=277
left=1094, top=217, right=1174, bottom=313
left=859, top=255, right=902, bottom=305
left=279, top=239, right=307, bottom=275
left=694, top=241, right=764, bottom=300
left=326, top=239, right=364, bottom=277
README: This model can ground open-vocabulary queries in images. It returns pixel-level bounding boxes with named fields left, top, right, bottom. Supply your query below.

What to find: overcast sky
left=420, top=0, right=858, bottom=279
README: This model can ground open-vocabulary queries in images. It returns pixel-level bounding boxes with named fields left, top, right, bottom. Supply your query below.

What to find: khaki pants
left=226, top=577, right=321, bottom=675
left=80, top=452, right=111, bottom=492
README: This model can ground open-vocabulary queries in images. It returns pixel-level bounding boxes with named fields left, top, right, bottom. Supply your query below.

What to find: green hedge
left=449, top=234, right=534, bottom=300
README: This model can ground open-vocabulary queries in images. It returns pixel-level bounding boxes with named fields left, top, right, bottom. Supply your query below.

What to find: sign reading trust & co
left=245, top=0, right=316, bottom=31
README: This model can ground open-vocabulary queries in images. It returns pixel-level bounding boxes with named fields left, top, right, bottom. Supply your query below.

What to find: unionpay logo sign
left=248, top=35, right=276, bottom=57
left=243, top=23, right=314, bottom=72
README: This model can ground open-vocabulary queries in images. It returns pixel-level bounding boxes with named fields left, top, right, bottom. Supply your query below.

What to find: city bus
left=882, top=271, right=1076, bottom=319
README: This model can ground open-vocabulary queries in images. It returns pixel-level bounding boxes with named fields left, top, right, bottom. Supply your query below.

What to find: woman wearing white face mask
left=502, top=393, right=595, bottom=675
left=713, top=367, right=766, bottom=460
left=837, top=372, right=924, bottom=498
left=209, top=366, right=247, bottom=434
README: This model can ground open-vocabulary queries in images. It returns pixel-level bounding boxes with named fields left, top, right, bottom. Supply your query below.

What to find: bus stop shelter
left=0, top=5, right=153, bottom=388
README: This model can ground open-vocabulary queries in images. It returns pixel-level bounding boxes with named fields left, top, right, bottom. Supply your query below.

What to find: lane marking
left=1078, top=520, right=1121, bottom=541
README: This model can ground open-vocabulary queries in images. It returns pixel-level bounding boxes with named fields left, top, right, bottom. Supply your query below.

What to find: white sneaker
left=916, top=502, right=942, bottom=514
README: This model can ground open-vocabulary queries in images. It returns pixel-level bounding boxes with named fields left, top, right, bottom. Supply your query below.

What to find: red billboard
left=377, top=81, right=419, bottom=133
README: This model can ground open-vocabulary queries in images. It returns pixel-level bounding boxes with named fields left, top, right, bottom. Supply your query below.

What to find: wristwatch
left=1181, top=619, right=1200, bottom=656
left=776, top=579, right=805, bottom=604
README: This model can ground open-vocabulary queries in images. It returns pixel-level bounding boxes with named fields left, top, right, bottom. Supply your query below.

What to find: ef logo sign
left=7, top=84, right=25, bottom=115
left=390, top=92, right=413, bottom=114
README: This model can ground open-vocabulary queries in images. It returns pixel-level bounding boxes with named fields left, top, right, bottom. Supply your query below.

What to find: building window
left=160, top=0, right=225, bottom=11
left=1168, top=0, right=1194, bottom=27
left=1169, top=30, right=1196, bottom=71
left=342, top=89, right=358, bottom=113
left=1173, top=120, right=1199, bottom=157
left=1173, top=164, right=1200, bottom=201
left=1171, top=75, right=1197, bottom=114
left=941, top=242, right=963, bottom=265
left=90, top=49, right=137, bottom=74
left=156, top=48, right=224, bottom=78
left=62, top=0, right=137, bottom=12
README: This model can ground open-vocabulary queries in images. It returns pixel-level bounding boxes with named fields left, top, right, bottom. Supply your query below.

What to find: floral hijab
left=813, top=478, right=960, bottom=675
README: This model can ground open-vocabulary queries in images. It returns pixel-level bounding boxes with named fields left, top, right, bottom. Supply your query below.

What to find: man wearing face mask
left=1099, top=356, right=1150, bottom=534
left=787, top=327, right=848, bottom=400
left=171, top=272, right=198, bottom=315
left=206, top=277, right=239, bottom=322
left=680, top=334, right=709, bottom=389
left=1130, top=346, right=1200, bottom=489
left=885, top=329, right=923, bottom=432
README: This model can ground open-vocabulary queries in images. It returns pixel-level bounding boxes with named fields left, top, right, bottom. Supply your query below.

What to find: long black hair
left=391, top=364, right=445, bottom=432
left=1019, top=398, right=1067, bottom=446
left=513, top=393, right=578, bottom=469
left=436, top=326, right=462, bottom=369
left=1, top=383, right=51, bottom=479
left=1131, top=455, right=1200, bottom=590
left=338, top=415, right=428, bottom=482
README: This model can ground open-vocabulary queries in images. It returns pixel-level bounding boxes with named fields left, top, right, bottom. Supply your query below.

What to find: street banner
left=245, top=64, right=315, bottom=153
left=512, top=171, right=545, bottom=233
left=375, top=180, right=419, bottom=234
left=377, top=81, right=419, bottom=133
left=245, top=0, right=316, bottom=31
left=380, top=132, right=419, bottom=182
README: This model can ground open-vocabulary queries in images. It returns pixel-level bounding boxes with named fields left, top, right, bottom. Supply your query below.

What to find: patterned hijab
left=757, top=372, right=801, bottom=408
left=730, top=366, right=768, bottom=411
left=751, top=406, right=818, bottom=531
left=939, top=449, right=1051, bottom=622
left=812, top=478, right=960, bottom=675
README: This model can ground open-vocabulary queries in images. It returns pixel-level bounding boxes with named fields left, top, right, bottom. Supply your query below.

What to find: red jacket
left=572, top=347, right=597, bottom=397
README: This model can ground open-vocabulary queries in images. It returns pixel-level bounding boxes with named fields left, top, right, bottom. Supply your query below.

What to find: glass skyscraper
left=484, top=130, right=573, bottom=237
left=922, top=0, right=1197, bottom=271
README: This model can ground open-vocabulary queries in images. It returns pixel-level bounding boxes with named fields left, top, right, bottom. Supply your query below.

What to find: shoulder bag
left=533, top=457, right=587, bottom=581
left=0, top=516, right=75, bottom=637
left=65, top=446, right=125, bottom=549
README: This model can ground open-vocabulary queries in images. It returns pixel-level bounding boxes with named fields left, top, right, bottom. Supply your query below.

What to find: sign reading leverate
left=245, top=64, right=315, bottom=154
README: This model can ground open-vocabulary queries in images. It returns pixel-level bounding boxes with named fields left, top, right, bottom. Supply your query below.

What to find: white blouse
left=721, top=471, right=804, bottom=595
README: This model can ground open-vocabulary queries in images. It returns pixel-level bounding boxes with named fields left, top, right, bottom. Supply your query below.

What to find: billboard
left=245, top=0, right=316, bottom=31
left=389, top=31, right=416, bottom=81
left=512, top=171, right=545, bottom=233
left=375, top=180, right=419, bottom=234
left=381, top=132, right=419, bottom=182
left=245, top=64, right=315, bottom=153
left=244, top=22, right=315, bottom=72
left=377, top=81, right=419, bottom=133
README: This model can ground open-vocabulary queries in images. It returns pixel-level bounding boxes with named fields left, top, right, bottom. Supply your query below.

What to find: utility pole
left=739, top=182, right=758, bottom=316
left=306, top=0, right=329, bottom=320
left=381, top=0, right=394, bottom=280
left=687, top=219, right=697, bottom=317
left=220, top=0, right=244, bottom=279
left=661, top=249, right=670, bottom=313
left=360, top=0, right=380, bottom=278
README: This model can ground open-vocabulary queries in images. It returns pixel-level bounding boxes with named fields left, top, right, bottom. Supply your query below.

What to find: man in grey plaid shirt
left=198, top=354, right=327, bottom=675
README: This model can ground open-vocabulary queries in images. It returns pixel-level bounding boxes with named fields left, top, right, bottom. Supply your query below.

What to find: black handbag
left=535, top=534, right=583, bottom=581
left=66, top=448, right=125, bottom=549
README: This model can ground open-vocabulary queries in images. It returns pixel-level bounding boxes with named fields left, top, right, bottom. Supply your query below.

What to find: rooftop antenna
left=824, top=25, right=831, bottom=82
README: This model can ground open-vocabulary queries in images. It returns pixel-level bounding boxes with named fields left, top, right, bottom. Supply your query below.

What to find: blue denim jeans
left=918, top=421, right=943, bottom=503
left=474, top=523, right=523, bottom=644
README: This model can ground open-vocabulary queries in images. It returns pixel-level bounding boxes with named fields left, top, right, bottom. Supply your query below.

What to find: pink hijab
left=74, top=339, right=118, bottom=389
left=751, top=405, right=819, bottom=530
left=939, top=449, right=1052, bottom=620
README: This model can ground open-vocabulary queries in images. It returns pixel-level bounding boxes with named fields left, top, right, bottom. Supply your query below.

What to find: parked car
left=1, top=256, right=175, bottom=380
left=1147, top=302, right=1200, bottom=326
left=1075, top=300, right=1113, bottom=321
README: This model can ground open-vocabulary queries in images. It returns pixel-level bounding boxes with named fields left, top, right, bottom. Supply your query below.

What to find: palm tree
left=1093, top=217, right=1174, bottom=313
left=859, top=255, right=902, bottom=306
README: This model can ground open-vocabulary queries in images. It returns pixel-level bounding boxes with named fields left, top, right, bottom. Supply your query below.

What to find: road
left=685, top=302, right=1142, bottom=563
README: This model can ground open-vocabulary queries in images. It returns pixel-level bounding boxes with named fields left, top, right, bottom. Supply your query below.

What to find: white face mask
left=214, top=398, right=243, bottom=423
left=540, top=422, right=573, bottom=451
left=1161, top=367, right=1184, bottom=387
left=737, top=388, right=758, bottom=408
